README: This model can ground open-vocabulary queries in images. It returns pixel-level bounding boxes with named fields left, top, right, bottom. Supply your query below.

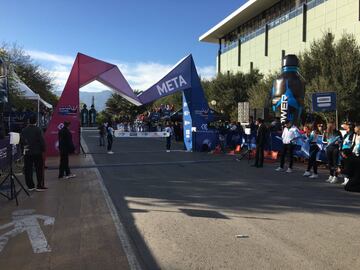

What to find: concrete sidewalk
left=0, top=153, right=134, bottom=270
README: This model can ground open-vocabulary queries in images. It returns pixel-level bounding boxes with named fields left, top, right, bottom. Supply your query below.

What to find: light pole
left=0, top=57, right=8, bottom=138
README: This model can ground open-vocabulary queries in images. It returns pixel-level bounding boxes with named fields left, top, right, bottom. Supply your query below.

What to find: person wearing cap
left=340, top=121, right=355, bottom=185
left=276, top=120, right=299, bottom=173
left=58, top=121, right=76, bottom=179
left=324, top=121, right=342, bottom=184
left=337, top=149, right=360, bottom=192
left=20, top=115, right=47, bottom=191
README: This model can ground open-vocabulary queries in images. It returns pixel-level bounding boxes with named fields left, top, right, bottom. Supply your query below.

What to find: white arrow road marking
left=0, top=209, right=55, bottom=253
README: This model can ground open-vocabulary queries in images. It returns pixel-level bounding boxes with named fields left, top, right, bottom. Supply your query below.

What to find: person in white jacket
left=164, top=122, right=172, bottom=152
left=276, top=120, right=299, bottom=173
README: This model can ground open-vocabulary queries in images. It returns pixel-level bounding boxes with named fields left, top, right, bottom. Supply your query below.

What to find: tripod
left=0, top=57, right=30, bottom=205
left=0, top=145, right=30, bottom=206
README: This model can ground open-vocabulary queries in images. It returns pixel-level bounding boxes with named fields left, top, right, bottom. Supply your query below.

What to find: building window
left=238, top=40, right=241, bottom=66
left=282, top=50, right=286, bottom=67
left=265, top=24, right=269, bottom=56
left=302, top=3, right=307, bottom=42
left=222, top=0, right=313, bottom=52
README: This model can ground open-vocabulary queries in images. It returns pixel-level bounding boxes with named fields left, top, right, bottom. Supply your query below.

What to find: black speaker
left=251, top=108, right=270, bottom=122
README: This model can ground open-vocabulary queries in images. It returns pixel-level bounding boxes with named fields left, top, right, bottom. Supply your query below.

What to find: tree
left=153, top=91, right=182, bottom=110
left=202, top=70, right=262, bottom=120
left=104, top=90, right=147, bottom=122
left=248, top=72, right=279, bottom=110
left=0, top=43, right=58, bottom=109
left=300, top=32, right=360, bottom=121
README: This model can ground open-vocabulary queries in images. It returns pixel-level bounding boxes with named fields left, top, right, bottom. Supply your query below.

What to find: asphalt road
left=83, top=130, right=360, bottom=270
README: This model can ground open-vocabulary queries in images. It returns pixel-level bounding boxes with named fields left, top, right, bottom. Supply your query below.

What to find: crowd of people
left=97, top=104, right=182, bottom=154
left=98, top=118, right=182, bottom=154
left=17, top=106, right=360, bottom=194
left=251, top=118, right=360, bottom=193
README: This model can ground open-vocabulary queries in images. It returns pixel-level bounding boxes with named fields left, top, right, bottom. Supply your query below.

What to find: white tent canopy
left=11, top=72, right=53, bottom=127
left=15, top=78, right=53, bottom=109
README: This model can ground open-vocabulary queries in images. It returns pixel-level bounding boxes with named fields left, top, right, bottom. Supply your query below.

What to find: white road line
left=81, top=138, right=142, bottom=270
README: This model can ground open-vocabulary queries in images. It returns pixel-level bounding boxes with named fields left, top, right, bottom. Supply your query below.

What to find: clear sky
left=0, top=0, right=247, bottom=91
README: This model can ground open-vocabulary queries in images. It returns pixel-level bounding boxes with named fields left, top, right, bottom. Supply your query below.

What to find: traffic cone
left=235, top=145, right=241, bottom=153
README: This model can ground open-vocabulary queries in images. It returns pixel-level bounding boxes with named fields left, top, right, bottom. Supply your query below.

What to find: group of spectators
left=211, top=121, right=244, bottom=153
left=135, top=104, right=176, bottom=132
left=98, top=117, right=184, bottom=154
left=252, top=118, right=360, bottom=192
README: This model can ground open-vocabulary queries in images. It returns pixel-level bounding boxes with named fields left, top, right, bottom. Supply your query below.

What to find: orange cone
left=235, top=145, right=241, bottom=153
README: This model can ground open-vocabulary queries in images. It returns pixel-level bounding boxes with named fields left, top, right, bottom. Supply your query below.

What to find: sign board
left=312, top=92, right=336, bottom=112
left=114, top=131, right=170, bottom=138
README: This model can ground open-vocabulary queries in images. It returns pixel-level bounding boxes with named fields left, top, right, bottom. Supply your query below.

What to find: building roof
left=199, top=0, right=279, bottom=43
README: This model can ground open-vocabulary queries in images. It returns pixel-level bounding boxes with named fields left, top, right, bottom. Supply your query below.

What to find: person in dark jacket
left=58, top=121, right=76, bottom=179
left=173, top=121, right=181, bottom=141
left=324, top=121, right=343, bottom=183
left=253, top=118, right=267, bottom=168
left=20, top=116, right=47, bottom=191
left=98, top=123, right=106, bottom=146
left=338, top=149, right=360, bottom=192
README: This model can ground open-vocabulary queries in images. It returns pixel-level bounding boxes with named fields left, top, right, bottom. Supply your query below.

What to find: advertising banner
left=138, top=56, right=192, bottom=105
left=114, top=131, right=169, bottom=138
left=182, top=92, right=192, bottom=151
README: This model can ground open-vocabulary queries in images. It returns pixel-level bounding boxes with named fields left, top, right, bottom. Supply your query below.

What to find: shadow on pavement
left=83, top=131, right=360, bottom=268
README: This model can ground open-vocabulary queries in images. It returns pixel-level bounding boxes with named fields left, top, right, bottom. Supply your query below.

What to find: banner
left=114, top=131, right=169, bottom=138
left=183, top=92, right=192, bottom=150
left=137, top=56, right=192, bottom=104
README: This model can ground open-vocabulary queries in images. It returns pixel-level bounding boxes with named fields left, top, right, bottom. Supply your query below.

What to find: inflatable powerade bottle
left=271, top=54, right=305, bottom=126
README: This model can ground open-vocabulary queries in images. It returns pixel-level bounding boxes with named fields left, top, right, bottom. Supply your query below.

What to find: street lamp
left=210, top=100, right=217, bottom=106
